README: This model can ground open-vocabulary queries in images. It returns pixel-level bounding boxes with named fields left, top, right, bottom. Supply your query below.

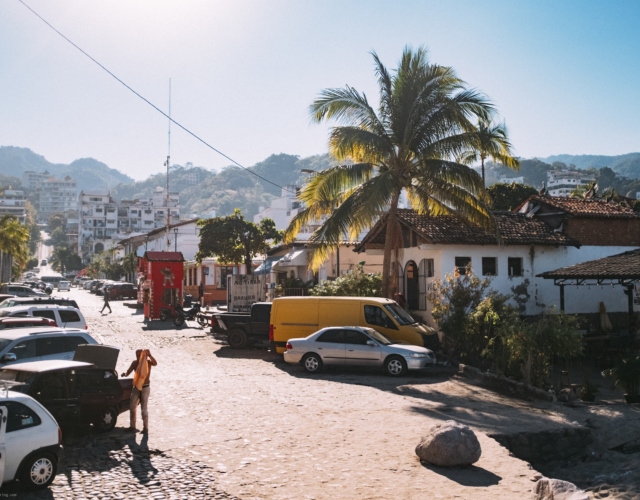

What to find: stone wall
left=458, top=363, right=554, bottom=402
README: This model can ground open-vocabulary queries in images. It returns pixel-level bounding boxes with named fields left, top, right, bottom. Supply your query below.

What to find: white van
left=0, top=306, right=87, bottom=330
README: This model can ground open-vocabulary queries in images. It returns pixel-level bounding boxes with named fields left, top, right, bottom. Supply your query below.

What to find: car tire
left=384, top=356, right=407, bottom=377
left=96, top=407, right=118, bottom=433
left=227, top=329, right=248, bottom=349
left=159, top=313, right=167, bottom=322
left=21, top=453, right=57, bottom=491
left=302, top=353, right=323, bottom=374
left=174, top=315, right=185, bottom=327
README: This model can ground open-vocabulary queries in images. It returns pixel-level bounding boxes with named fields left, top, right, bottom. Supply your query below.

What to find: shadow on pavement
left=420, top=462, right=502, bottom=487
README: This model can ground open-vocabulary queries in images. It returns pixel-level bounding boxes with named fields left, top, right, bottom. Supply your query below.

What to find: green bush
left=25, top=257, right=39, bottom=270
left=603, top=354, right=640, bottom=396
left=311, top=264, right=382, bottom=297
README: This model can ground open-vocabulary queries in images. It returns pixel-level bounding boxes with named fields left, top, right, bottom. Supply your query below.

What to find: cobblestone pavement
left=7, top=286, right=640, bottom=499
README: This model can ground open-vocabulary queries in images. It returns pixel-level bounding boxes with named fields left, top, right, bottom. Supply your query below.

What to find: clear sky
left=1, top=0, right=639, bottom=181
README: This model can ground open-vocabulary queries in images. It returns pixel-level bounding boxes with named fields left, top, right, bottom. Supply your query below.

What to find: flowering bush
left=311, top=264, right=382, bottom=297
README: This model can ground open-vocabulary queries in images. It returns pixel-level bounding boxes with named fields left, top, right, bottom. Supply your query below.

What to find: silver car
left=283, top=326, right=436, bottom=376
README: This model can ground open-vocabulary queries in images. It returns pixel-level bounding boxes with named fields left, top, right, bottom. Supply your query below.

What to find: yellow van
left=269, top=297, right=438, bottom=354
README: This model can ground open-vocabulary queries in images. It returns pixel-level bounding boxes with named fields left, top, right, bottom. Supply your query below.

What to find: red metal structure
left=138, top=251, right=184, bottom=320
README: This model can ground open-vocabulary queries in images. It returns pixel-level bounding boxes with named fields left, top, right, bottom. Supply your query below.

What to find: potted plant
left=602, top=354, right=640, bottom=404
left=579, top=372, right=599, bottom=402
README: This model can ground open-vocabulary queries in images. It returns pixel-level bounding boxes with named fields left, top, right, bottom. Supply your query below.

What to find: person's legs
left=100, top=302, right=107, bottom=313
left=105, top=301, right=112, bottom=313
left=129, top=387, right=140, bottom=429
left=140, top=386, right=151, bottom=431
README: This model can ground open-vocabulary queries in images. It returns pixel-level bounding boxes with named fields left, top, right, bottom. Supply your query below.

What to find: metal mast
left=165, top=78, right=171, bottom=251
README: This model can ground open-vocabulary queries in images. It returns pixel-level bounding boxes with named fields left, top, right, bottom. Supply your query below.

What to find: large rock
left=415, top=420, right=481, bottom=467
left=533, top=478, right=589, bottom=500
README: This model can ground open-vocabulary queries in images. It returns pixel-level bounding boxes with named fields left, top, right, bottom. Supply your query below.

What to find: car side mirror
left=366, top=340, right=377, bottom=347
left=2, top=353, right=17, bottom=363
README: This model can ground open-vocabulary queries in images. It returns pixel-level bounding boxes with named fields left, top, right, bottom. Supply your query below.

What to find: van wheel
left=96, top=407, right=118, bottom=432
left=302, top=353, right=322, bottom=374
left=228, top=329, right=248, bottom=349
left=384, top=356, right=407, bottom=377
left=21, top=453, right=57, bottom=490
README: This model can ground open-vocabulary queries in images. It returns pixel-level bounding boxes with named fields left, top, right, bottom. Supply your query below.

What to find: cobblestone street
left=7, top=287, right=640, bottom=499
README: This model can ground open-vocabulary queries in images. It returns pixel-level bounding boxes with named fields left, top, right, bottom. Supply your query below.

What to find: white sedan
left=283, top=326, right=436, bottom=376
left=0, top=390, right=61, bottom=490
left=56, top=281, right=70, bottom=291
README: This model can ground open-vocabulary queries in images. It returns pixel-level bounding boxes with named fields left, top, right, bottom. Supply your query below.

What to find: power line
left=16, top=0, right=294, bottom=194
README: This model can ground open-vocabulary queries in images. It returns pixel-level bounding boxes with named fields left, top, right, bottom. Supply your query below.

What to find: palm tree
left=49, top=246, right=73, bottom=273
left=0, top=215, right=30, bottom=281
left=458, top=117, right=519, bottom=187
left=122, top=252, right=138, bottom=282
left=286, top=47, right=500, bottom=297
left=570, top=181, right=598, bottom=199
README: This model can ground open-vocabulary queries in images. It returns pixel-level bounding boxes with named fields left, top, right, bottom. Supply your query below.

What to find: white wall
left=388, top=244, right=636, bottom=322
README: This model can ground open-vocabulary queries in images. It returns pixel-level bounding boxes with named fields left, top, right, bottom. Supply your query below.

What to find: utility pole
left=165, top=78, right=171, bottom=251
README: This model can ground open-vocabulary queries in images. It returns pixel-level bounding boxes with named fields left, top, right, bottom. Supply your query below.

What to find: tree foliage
left=0, top=215, right=30, bottom=267
left=122, top=252, right=138, bottom=275
left=47, top=212, right=65, bottom=232
left=487, top=182, right=538, bottom=210
left=49, top=246, right=82, bottom=273
left=196, top=209, right=281, bottom=273
left=311, top=264, right=382, bottom=297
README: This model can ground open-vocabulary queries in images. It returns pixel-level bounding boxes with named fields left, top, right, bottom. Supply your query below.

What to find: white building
left=78, top=187, right=180, bottom=263
left=499, top=176, right=525, bottom=184
left=0, top=190, right=27, bottom=224
left=133, top=218, right=200, bottom=261
left=356, top=198, right=640, bottom=328
left=21, top=170, right=50, bottom=191
left=36, top=176, right=78, bottom=221
left=546, top=170, right=595, bottom=197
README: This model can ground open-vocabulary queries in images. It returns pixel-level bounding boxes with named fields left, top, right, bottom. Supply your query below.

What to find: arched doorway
left=405, top=261, right=419, bottom=310
left=94, top=242, right=104, bottom=253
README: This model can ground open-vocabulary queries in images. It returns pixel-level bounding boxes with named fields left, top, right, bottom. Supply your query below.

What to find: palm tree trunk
left=481, top=157, right=485, bottom=188
left=381, top=190, right=401, bottom=298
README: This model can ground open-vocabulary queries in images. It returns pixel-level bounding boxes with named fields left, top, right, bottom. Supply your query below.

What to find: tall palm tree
left=0, top=215, right=30, bottom=279
left=49, top=246, right=73, bottom=273
left=458, top=117, right=519, bottom=187
left=122, top=252, right=138, bottom=282
left=286, top=47, right=500, bottom=297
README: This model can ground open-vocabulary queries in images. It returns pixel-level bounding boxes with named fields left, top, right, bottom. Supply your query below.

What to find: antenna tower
left=165, top=78, right=171, bottom=251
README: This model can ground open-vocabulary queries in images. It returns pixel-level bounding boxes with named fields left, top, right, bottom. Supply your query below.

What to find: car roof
left=0, top=327, right=87, bottom=340
left=1, top=304, right=79, bottom=311
left=1, top=360, right=94, bottom=372
left=274, top=297, right=395, bottom=303
left=2, top=297, right=77, bottom=303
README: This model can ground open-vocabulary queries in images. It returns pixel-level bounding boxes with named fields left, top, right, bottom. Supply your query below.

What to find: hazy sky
left=2, top=0, right=639, bottom=181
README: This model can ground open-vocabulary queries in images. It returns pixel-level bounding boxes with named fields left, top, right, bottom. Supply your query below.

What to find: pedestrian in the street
left=122, top=349, right=157, bottom=433
left=101, top=286, right=112, bottom=314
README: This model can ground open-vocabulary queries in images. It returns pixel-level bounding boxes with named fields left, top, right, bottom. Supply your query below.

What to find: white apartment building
left=499, top=176, right=525, bottom=184
left=79, top=187, right=180, bottom=263
left=0, top=190, right=27, bottom=224
left=21, top=170, right=50, bottom=191
left=36, top=176, right=78, bottom=221
left=547, top=170, right=595, bottom=197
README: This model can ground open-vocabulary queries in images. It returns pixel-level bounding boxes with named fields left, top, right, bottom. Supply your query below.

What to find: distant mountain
left=540, top=153, right=640, bottom=179
left=0, top=146, right=134, bottom=191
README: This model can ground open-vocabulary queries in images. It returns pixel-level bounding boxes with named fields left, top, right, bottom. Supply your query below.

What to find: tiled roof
left=356, top=209, right=579, bottom=250
left=537, top=248, right=640, bottom=280
left=516, top=195, right=638, bottom=218
left=144, top=251, right=184, bottom=262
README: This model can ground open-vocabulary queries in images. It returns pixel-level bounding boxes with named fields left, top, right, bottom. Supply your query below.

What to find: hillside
left=0, top=146, right=134, bottom=190
left=541, top=153, right=640, bottom=179
left=110, top=153, right=336, bottom=220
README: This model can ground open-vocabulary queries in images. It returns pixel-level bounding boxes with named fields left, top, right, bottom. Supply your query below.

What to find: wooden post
left=627, top=285, right=634, bottom=324
left=560, top=285, right=565, bottom=312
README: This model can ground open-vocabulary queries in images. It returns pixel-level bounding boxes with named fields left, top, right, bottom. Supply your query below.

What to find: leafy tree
left=311, top=264, right=382, bottom=297
left=47, top=212, right=65, bottom=232
left=570, top=180, right=597, bottom=198
left=49, top=246, right=80, bottom=273
left=487, top=182, right=537, bottom=210
left=47, top=226, right=68, bottom=248
left=25, top=257, right=39, bottom=270
left=196, top=209, right=281, bottom=274
left=287, top=46, right=499, bottom=297
left=122, top=252, right=138, bottom=275
left=0, top=215, right=30, bottom=268
left=458, top=117, right=519, bottom=187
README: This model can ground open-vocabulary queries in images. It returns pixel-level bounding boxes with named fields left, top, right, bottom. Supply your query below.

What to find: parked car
left=211, top=302, right=271, bottom=349
left=0, top=391, right=61, bottom=490
left=270, top=297, right=439, bottom=353
left=0, top=317, right=58, bottom=330
left=0, top=297, right=79, bottom=310
left=83, top=280, right=98, bottom=290
left=89, top=281, right=104, bottom=293
left=108, top=283, right=137, bottom=300
left=56, top=281, right=70, bottom=292
left=40, top=259, right=47, bottom=266
left=1, top=353, right=132, bottom=433
left=0, top=306, right=87, bottom=330
left=94, top=281, right=115, bottom=295
left=0, top=284, right=47, bottom=298
left=0, top=328, right=97, bottom=367
left=284, top=326, right=436, bottom=376
left=0, top=294, right=17, bottom=304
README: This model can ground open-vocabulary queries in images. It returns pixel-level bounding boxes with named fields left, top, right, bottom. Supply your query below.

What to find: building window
left=508, top=257, right=523, bottom=277
left=482, top=257, right=497, bottom=276
left=216, top=266, right=237, bottom=289
left=425, top=258, right=434, bottom=278
left=454, top=257, right=471, bottom=275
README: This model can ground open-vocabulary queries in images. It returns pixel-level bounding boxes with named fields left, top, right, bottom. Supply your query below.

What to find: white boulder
left=533, top=478, right=589, bottom=500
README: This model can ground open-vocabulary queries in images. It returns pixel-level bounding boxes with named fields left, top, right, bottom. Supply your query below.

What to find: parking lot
left=6, top=284, right=640, bottom=500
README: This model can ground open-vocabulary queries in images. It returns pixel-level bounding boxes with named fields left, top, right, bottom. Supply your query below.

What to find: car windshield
left=384, top=304, right=417, bottom=326
left=362, top=328, right=395, bottom=345
left=0, top=339, right=12, bottom=351
left=0, top=369, right=37, bottom=393
left=0, top=300, right=14, bottom=309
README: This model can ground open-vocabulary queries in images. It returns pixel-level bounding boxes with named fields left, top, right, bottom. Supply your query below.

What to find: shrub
left=311, top=264, right=382, bottom=297
left=603, top=354, right=640, bottom=396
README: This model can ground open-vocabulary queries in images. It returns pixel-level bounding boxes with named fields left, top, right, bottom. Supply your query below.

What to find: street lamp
left=144, top=235, right=148, bottom=251
left=173, top=228, right=178, bottom=252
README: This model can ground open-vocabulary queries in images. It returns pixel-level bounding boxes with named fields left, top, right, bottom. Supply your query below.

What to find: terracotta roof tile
left=537, top=248, right=640, bottom=280
left=519, top=195, right=638, bottom=218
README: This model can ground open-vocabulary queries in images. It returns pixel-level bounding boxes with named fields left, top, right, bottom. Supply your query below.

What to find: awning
left=254, top=256, right=283, bottom=275
left=273, top=249, right=307, bottom=268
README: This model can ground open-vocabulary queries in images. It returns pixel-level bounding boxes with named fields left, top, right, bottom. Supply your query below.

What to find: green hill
left=541, top=153, right=640, bottom=179
left=0, top=146, right=134, bottom=191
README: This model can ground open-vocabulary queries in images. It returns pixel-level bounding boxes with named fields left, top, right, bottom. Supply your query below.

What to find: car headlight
left=410, top=353, right=428, bottom=358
